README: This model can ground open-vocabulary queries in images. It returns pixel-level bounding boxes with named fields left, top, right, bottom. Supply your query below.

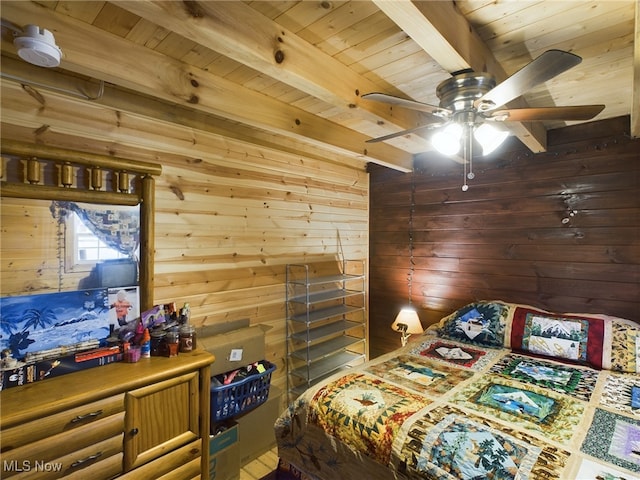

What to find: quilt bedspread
left=275, top=335, right=640, bottom=480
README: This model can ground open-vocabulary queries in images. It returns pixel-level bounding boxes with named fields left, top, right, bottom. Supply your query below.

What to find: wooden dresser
left=0, top=350, right=214, bottom=479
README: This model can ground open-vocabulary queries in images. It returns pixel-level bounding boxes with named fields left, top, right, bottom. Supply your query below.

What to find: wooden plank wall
left=150, top=134, right=370, bottom=399
left=0, top=81, right=370, bottom=400
left=369, top=116, right=639, bottom=358
left=0, top=198, right=64, bottom=294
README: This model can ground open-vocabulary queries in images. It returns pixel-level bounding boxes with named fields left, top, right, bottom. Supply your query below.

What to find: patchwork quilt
left=275, top=302, right=640, bottom=480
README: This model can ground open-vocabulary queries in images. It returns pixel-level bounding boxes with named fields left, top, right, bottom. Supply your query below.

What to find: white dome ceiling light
left=13, top=24, right=62, bottom=68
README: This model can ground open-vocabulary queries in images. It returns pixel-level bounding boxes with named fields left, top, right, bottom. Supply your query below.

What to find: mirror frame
left=1, top=139, right=162, bottom=312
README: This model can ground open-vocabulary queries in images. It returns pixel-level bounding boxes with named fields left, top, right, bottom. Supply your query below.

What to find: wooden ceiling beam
left=0, top=1, right=413, bottom=171
left=113, top=0, right=428, bottom=145
left=0, top=56, right=366, bottom=171
left=0, top=79, right=370, bottom=183
left=373, top=0, right=549, bottom=153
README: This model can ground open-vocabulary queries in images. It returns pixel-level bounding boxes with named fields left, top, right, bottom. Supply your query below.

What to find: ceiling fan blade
left=362, top=92, right=450, bottom=117
left=490, top=105, right=605, bottom=122
left=475, top=50, right=582, bottom=111
left=365, top=122, right=444, bottom=143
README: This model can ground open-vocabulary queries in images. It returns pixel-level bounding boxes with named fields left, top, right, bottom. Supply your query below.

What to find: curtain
left=51, top=201, right=140, bottom=258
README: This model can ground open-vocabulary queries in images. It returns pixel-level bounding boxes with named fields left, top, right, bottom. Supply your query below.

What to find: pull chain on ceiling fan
left=363, top=50, right=605, bottom=191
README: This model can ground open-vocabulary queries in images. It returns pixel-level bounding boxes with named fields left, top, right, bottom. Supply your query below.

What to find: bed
left=274, top=300, right=640, bottom=480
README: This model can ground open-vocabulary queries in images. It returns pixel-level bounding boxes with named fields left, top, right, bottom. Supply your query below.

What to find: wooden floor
left=239, top=447, right=279, bottom=480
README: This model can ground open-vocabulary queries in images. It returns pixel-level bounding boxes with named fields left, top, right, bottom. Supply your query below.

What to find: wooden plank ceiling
left=1, top=1, right=637, bottom=172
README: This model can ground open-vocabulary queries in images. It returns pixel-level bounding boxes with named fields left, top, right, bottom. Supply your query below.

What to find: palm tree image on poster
left=0, top=288, right=113, bottom=360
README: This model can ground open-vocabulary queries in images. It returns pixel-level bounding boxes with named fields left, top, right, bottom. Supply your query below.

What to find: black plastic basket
left=210, top=360, right=276, bottom=422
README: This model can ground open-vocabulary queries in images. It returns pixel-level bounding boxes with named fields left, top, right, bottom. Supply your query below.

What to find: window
left=66, top=212, right=127, bottom=272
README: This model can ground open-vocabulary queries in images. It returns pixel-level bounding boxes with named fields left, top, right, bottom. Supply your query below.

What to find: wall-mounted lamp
left=391, top=168, right=424, bottom=347
left=391, top=307, right=424, bottom=347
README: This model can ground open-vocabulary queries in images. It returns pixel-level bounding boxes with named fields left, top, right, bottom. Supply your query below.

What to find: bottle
left=140, top=328, right=151, bottom=358
left=166, top=327, right=180, bottom=357
left=150, top=329, right=167, bottom=356
left=179, top=323, right=196, bottom=353
left=179, top=303, right=191, bottom=324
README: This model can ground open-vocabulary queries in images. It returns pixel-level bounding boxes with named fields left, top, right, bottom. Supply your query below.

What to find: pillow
left=510, top=306, right=611, bottom=369
left=434, top=301, right=511, bottom=348
left=610, top=317, right=640, bottom=373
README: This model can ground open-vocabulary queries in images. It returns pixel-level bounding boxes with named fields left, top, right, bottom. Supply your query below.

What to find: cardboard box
left=198, top=325, right=268, bottom=376
left=209, top=422, right=240, bottom=480
left=237, top=385, right=283, bottom=465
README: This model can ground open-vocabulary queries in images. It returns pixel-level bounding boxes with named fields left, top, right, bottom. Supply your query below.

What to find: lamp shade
left=474, top=123, right=508, bottom=156
left=432, top=123, right=462, bottom=156
left=391, top=307, right=424, bottom=334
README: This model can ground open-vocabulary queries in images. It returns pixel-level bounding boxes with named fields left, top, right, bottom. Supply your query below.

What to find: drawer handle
left=70, top=410, right=103, bottom=423
left=70, top=451, right=103, bottom=468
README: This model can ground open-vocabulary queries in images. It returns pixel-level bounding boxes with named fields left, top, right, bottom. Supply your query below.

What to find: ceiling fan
left=363, top=50, right=605, bottom=190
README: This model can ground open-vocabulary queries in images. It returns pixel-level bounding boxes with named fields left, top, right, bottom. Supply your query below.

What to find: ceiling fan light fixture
left=474, top=123, right=508, bottom=156
left=432, top=123, right=462, bottom=156
left=13, top=24, right=62, bottom=68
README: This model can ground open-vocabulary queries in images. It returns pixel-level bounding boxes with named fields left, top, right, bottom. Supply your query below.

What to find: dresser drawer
left=7, top=434, right=123, bottom=480
left=118, top=439, right=202, bottom=479
left=1, top=412, right=125, bottom=478
left=0, top=353, right=212, bottom=480
left=1, top=393, right=125, bottom=451
left=157, top=457, right=201, bottom=480
left=64, top=452, right=123, bottom=480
